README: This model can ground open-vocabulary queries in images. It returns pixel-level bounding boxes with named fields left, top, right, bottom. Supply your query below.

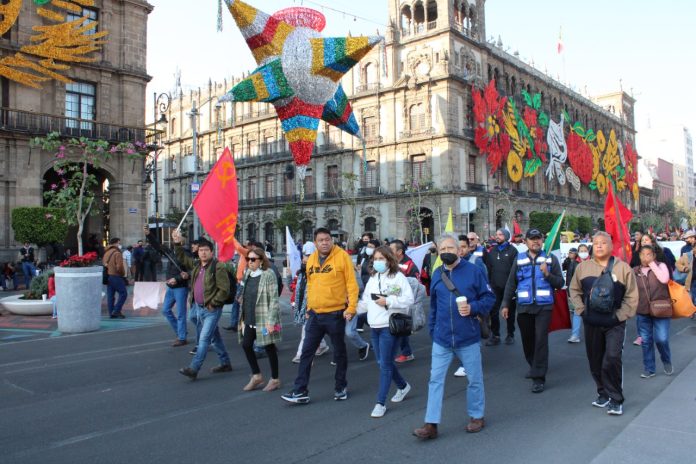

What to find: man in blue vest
left=500, top=228, right=564, bottom=393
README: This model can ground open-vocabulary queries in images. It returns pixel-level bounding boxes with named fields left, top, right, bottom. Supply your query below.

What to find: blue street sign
left=191, top=182, right=200, bottom=193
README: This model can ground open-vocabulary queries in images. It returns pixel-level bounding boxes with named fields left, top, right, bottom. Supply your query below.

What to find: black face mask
left=440, top=253, right=458, bottom=265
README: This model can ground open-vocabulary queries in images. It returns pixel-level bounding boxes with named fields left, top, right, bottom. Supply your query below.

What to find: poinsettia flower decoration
left=472, top=80, right=511, bottom=174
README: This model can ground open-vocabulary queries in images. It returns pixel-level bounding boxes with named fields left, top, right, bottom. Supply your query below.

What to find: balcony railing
left=364, top=135, right=383, bottom=145
left=358, top=186, right=381, bottom=196
left=235, top=150, right=292, bottom=167
left=400, top=127, right=435, bottom=139
left=427, top=20, right=438, bottom=31
left=318, top=142, right=345, bottom=153
left=466, top=183, right=486, bottom=192
left=322, top=190, right=342, bottom=199
left=0, top=107, right=154, bottom=144
left=355, top=83, right=381, bottom=93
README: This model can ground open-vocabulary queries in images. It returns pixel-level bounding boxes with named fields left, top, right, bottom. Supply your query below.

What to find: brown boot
left=243, top=374, right=264, bottom=391
left=262, top=378, right=281, bottom=392
left=413, top=423, right=438, bottom=439
left=466, top=417, right=485, bottom=433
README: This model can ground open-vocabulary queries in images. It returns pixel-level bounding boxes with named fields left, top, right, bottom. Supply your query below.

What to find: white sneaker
left=315, top=345, right=330, bottom=356
left=391, top=383, right=411, bottom=403
left=291, top=355, right=301, bottom=364
left=567, top=336, right=581, bottom=343
left=454, top=366, right=467, bottom=377
left=370, top=403, right=386, bottom=418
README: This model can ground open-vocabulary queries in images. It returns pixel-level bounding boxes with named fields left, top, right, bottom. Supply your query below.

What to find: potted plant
left=0, top=272, right=53, bottom=316
left=54, top=251, right=103, bottom=333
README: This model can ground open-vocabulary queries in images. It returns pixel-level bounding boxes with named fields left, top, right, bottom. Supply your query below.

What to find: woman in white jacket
left=358, top=246, right=414, bottom=418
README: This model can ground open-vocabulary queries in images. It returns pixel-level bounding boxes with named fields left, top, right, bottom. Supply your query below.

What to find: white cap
left=302, top=241, right=316, bottom=256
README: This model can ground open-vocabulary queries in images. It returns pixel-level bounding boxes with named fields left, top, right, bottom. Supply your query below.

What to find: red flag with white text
left=604, top=183, right=632, bottom=263
left=192, top=147, right=238, bottom=261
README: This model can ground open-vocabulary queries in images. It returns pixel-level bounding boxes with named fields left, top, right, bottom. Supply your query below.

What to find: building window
left=65, top=81, right=95, bottom=130
left=363, top=116, right=378, bottom=140
left=264, top=222, right=274, bottom=247
left=263, top=136, right=276, bottom=155
left=170, top=117, right=177, bottom=136
left=233, top=143, right=242, bottom=159
left=411, top=154, right=427, bottom=183
left=169, top=155, right=177, bottom=174
left=365, top=217, right=377, bottom=232
left=467, top=155, right=477, bottom=183
left=326, top=165, right=340, bottom=194
left=67, top=7, right=98, bottom=35
left=247, top=176, right=257, bottom=200
left=363, top=160, right=377, bottom=188
left=169, top=189, right=177, bottom=211
left=247, top=139, right=258, bottom=157
left=265, top=174, right=275, bottom=198
left=247, top=223, right=257, bottom=242
left=304, top=168, right=314, bottom=195
left=283, top=174, right=293, bottom=198
left=409, top=103, right=425, bottom=130
left=363, top=62, right=377, bottom=85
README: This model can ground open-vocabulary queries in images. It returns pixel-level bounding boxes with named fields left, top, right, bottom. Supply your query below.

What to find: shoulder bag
left=439, top=269, right=490, bottom=339
left=638, top=271, right=673, bottom=318
left=382, top=274, right=413, bottom=337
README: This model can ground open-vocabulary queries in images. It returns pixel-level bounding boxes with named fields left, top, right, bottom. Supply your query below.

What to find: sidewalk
left=592, top=323, right=696, bottom=463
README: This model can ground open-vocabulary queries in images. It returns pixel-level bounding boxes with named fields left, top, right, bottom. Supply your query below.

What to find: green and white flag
left=543, top=210, right=566, bottom=253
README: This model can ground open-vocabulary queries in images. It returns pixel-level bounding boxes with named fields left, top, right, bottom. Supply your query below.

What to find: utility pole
left=190, top=101, right=200, bottom=239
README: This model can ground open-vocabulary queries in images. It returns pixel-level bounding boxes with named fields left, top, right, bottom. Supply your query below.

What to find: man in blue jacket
left=413, top=234, right=495, bottom=439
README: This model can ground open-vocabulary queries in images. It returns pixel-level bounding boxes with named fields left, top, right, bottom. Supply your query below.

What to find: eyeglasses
left=248, top=257, right=259, bottom=263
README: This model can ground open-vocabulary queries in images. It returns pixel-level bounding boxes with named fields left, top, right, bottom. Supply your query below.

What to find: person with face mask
left=103, top=237, right=127, bottom=319
left=357, top=246, right=414, bottom=418
left=565, top=245, right=590, bottom=343
left=500, top=229, right=564, bottom=394
left=485, top=228, right=518, bottom=346
left=413, top=234, right=495, bottom=439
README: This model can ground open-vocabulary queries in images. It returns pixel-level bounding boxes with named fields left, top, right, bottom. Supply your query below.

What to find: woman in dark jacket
left=565, top=244, right=590, bottom=343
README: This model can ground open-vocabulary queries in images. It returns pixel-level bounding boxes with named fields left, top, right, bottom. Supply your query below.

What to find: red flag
left=604, top=182, right=632, bottom=263
left=192, top=147, right=239, bottom=261
left=648, top=226, right=654, bottom=235
left=557, top=27, right=564, bottom=54
left=513, top=220, right=522, bottom=236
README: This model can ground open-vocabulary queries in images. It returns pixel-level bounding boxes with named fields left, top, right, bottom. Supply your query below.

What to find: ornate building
left=158, top=0, right=637, bottom=249
left=0, top=0, right=154, bottom=260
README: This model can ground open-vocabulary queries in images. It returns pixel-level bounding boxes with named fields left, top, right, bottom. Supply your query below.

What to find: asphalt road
left=2, top=299, right=695, bottom=464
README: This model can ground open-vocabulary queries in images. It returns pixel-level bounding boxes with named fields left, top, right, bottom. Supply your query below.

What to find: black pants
left=584, top=321, right=626, bottom=403
left=517, top=310, right=552, bottom=382
left=134, top=262, right=144, bottom=282
left=293, top=310, right=347, bottom=393
left=242, top=324, right=279, bottom=379
left=491, top=288, right=516, bottom=337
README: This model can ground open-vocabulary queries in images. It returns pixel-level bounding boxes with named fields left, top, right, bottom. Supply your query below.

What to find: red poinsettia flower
left=624, top=142, right=638, bottom=188
left=567, top=131, right=594, bottom=185
left=59, top=252, right=99, bottom=268
left=472, top=80, right=511, bottom=173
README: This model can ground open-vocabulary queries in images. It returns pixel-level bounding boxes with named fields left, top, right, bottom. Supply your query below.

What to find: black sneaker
left=179, top=367, right=198, bottom=380
left=485, top=336, right=501, bottom=346
left=592, top=395, right=610, bottom=408
left=359, top=344, right=370, bottom=361
left=334, top=388, right=348, bottom=401
left=531, top=382, right=545, bottom=393
left=504, top=335, right=514, bottom=345
left=281, top=390, right=310, bottom=404
left=607, top=400, right=623, bottom=415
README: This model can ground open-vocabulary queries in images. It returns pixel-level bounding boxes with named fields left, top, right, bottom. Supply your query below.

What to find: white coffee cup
left=42, top=294, right=47, bottom=301
left=456, top=296, right=468, bottom=315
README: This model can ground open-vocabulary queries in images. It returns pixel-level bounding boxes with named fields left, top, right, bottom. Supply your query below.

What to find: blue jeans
left=190, top=304, right=230, bottom=372
left=637, top=314, right=671, bottom=373
left=163, top=286, right=189, bottom=341
left=345, top=313, right=368, bottom=349
left=228, top=301, right=240, bottom=327
left=399, top=336, right=412, bottom=356
left=568, top=298, right=582, bottom=339
left=189, top=304, right=201, bottom=344
left=50, top=295, right=57, bottom=318
left=22, top=262, right=35, bottom=288
left=425, top=342, right=485, bottom=423
left=106, top=275, right=127, bottom=315
left=371, top=327, right=407, bottom=405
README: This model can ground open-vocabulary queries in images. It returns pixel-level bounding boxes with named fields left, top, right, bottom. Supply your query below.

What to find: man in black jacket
left=485, top=229, right=518, bottom=346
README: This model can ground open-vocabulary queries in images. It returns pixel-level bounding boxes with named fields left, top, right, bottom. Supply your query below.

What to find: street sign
left=459, top=196, right=477, bottom=214
left=191, top=182, right=200, bottom=193
left=128, top=208, right=137, bottom=214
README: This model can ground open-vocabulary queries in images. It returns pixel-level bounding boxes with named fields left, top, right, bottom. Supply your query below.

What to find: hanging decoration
left=220, top=0, right=382, bottom=178
left=0, top=0, right=109, bottom=88
left=472, top=79, right=639, bottom=202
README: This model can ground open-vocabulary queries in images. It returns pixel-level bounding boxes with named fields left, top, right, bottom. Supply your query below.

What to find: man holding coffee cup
left=413, top=234, right=495, bottom=439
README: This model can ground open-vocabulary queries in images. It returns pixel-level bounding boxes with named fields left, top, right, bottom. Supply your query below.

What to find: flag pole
left=176, top=203, right=194, bottom=233
left=610, top=183, right=629, bottom=262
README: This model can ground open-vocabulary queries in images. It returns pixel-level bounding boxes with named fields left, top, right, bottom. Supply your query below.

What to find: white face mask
left=578, top=252, right=589, bottom=260
left=365, top=247, right=375, bottom=256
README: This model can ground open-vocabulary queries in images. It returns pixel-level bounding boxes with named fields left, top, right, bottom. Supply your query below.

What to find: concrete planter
left=55, top=266, right=103, bottom=333
left=0, top=294, right=53, bottom=316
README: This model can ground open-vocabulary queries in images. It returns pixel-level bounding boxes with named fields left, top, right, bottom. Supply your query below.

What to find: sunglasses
left=248, top=257, right=259, bottom=263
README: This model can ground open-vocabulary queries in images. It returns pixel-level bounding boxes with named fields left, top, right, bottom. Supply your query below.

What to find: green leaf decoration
left=532, top=93, right=541, bottom=110
left=538, top=112, right=549, bottom=127
left=563, top=109, right=571, bottom=122
left=522, top=89, right=533, bottom=107
left=589, top=180, right=597, bottom=190
left=576, top=127, right=585, bottom=138
left=524, top=158, right=542, bottom=176
left=573, top=121, right=585, bottom=133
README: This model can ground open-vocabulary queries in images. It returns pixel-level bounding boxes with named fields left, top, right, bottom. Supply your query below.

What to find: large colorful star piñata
left=221, top=0, right=382, bottom=179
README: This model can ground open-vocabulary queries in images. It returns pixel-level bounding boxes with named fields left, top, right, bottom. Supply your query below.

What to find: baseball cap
left=682, top=230, right=696, bottom=240
left=525, top=228, right=543, bottom=239
left=302, top=241, right=316, bottom=256
left=568, top=247, right=578, bottom=253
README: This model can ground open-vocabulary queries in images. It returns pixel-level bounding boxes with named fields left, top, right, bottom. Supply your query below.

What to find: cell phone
left=371, top=293, right=386, bottom=301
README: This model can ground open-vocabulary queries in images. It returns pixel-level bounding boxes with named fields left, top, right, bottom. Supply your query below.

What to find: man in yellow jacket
left=282, top=228, right=359, bottom=404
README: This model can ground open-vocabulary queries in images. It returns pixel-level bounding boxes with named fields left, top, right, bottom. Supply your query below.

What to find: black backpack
left=587, top=257, right=616, bottom=314
left=211, top=260, right=237, bottom=305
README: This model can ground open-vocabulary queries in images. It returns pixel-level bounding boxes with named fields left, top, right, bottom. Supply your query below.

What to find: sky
left=146, top=0, right=696, bottom=150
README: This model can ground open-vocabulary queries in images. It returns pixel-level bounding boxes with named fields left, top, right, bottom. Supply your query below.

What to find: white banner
left=406, top=242, right=433, bottom=273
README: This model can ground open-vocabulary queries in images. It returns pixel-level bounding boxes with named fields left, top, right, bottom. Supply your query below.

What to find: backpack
left=211, top=260, right=237, bottom=305
left=673, top=253, right=692, bottom=285
left=406, top=276, right=427, bottom=332
left=587, top=257, right=616, bottom=314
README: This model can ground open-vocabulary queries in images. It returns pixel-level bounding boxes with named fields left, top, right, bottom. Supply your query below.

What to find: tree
left=341, top=171, right=360, bottom=246
left=274, top=203, right=303, bottom=235
left=11, top=207, right=69, bottom=246
left=404, top=176, right=434, bottom=244
left=31, top=132, right=147, bottom=255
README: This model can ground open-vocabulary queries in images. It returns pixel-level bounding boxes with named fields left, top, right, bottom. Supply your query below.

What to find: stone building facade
left=157, top=0, right=637, bottom=249
left=0, top=0, right=153, bottom=260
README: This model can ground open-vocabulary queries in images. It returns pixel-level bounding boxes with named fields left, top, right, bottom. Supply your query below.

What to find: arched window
left=264, top=222, right=274, bottom=248
left=169, top=188, right=177, bottom=211
left=413, top=1, right=425, bottom=33
left=365, top=217, right=377, bottom=232
left=409, top=103, right=425, bottom=130
left=364, top=62, right=377, bottom=85
left=302, top=220, right=313, bottom=243
left=247, top=223, right=257, bottom=242
left=328, top=219, right=340, bottom=232
left=170, top=117, right=177, bottom=136
left=400, top=5, right=412, bottom=33
left=426, top=0, right=438, bottom=28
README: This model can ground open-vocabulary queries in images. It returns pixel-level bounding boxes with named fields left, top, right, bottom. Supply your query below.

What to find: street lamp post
left=153, top=92, right=170, bottom=242
left=189, top=101, right=200, bottom=239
